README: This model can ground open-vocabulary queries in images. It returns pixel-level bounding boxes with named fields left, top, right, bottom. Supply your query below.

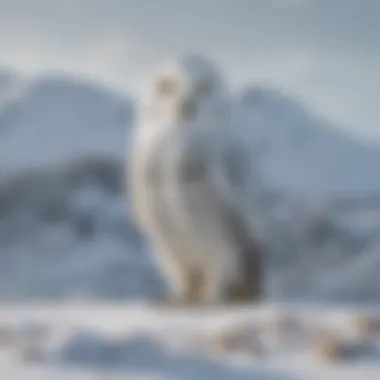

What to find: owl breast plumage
left=129, top=54, right=264, bottom=305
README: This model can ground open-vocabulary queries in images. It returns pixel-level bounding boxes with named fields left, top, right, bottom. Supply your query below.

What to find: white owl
left=130, top=54, right=264, bottom=306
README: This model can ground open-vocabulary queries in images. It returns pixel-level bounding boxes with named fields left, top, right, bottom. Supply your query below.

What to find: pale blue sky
left=0, top=0, right=379, bottom=141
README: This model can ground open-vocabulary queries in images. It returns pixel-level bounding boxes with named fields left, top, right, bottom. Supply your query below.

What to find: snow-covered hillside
left=0, top=156, right=166, bottom=301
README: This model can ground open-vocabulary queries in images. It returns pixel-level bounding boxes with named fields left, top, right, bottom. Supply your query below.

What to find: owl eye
left=155, top=76, right=179, bottom=97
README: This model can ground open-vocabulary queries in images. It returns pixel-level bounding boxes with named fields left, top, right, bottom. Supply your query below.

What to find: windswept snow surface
left=1, top=303, right=380, bottom=379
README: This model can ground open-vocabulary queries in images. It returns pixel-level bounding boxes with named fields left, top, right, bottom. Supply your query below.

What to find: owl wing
left=205, top=132, right=266, bottom=298
left=211, top=132, right=266, bottom=246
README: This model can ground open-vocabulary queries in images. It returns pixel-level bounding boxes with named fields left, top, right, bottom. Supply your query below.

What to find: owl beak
left=180, top=98, right=197, bottom=120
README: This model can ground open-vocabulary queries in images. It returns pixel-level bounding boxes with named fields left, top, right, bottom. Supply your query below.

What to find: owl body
left=130, top=55, right=263, bottom=305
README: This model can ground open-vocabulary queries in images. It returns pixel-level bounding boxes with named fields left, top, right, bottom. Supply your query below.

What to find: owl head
left=139, top=54, right=231, bottom=129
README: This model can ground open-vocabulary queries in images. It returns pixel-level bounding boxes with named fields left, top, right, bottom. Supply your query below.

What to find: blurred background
left=1, top=0, right=379, bottom=303
left=1, top=1, right=380, bottom=378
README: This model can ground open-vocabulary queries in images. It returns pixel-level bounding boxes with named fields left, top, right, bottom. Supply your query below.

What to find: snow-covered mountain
left=0, top=69, right=380, bottom=302
left=0, top=73, right=133, bottom=172
left=239, top=85, right=380, bottom=198
left=1, top=71, right=379, bottom=196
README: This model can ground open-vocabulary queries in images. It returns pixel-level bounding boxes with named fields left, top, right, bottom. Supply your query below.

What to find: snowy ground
left=1, top=302, right=380, bottom=379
